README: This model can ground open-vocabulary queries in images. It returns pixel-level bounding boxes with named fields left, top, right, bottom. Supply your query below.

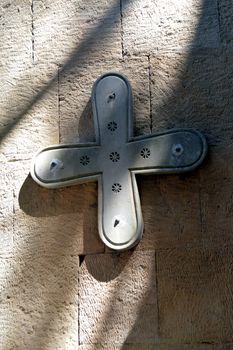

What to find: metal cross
left=31, top=73, right=207, bottom=251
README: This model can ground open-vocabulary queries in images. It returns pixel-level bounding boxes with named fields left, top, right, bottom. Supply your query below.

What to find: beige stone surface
left=59, top=56, right=150, bottom=144
left=12, top=159, right=104, bottom=256
left=214, top=345, right=233, bottom=350
left=137, top=172, right=201, bottom=250
left=0, top=254, right=79, bottom=350
left=0, top=0, right=34, bottom=160
left=0, top=0, right=32, bottom=72
left=122, top=0, right=219, bottom=55
left=0, top=163, right=14, bottom=258
left=0, top=2, right=60, bottom=162
left=149, top=50, right=233, bottom=146
left=0, top=65, right=59, bottom=161
left=79, top=251, right=158, bottom=345
left=33, top=0, right=122, bottom=67
left=157, top=246, right=233, bottom=344
left=200, top=145, right=233, bottom=247
left=80, top=345, right=212, bottom=350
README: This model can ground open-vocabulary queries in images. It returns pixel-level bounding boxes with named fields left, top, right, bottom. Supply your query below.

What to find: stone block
left=150, top=50, right=233, bottom=146
left=0, top=65, right=59, bottom=161
left=79, top=251, right=158, bottom=345
left=0, top=254, right=79, bottom=350
left=0, top=0, right=37, bottom=160
left=80, top=345, right=212, bottom=350
left=200, top=145, right=233, bottom=247
left=122, top=0, right=219, bottom=55
left=0, top=163, right=14, bottom=257
left=157, top=246, right=233, bottom=343
left=13, top=159, right=104, bottom=256
left=33, top=0, right=122, bottom=67
left=137, top=172, right=201, bottom=250
left=0, top=0, right=32, bottom=72
left=214, top=345, right=233, bottom=350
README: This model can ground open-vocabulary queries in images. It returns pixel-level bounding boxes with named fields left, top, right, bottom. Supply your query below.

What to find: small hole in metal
left=108, top=121, right=117, bottom=132
left=172, top=144, right=184, bottom=156
left=80, top=155, right=90, bottom=166
left=114, top=219, right=120, bottom=227
left=107, top=92, right=116, bottom=102
left=112, top=183, right=122, bottom=193
left=109, top=152, right=120, bottom=162
left=50, top=162, right=56, bottom=168
left=140, top=148, right=151, bottom=159
left=50, top=159, right=64, bottom=171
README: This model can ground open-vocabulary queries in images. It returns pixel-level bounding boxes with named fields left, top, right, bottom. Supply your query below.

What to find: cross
left=31, top=73, right=207, bottom=251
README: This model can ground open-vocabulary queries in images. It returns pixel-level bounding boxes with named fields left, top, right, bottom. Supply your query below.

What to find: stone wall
left=0, top=0, right=233, bottom=349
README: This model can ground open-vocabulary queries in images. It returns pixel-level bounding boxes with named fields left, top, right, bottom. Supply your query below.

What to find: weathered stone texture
left=138, top=172, right=201, bottom=250
left=0, top=65, right=59, bottom=161
left=80, top=345, right=212, bottom=350
left=200, top=145, right=233, bottom=247
left=122, top=0, right=219, bottom=55
left=157, top=246, right=233, bottom=344
left=79, top=251, right=158, bottom=345
left=218, top=0, right=233, bottom=45
left=0, top=254, right=79, bottom=350
left=0, top=0, right=35, bottom=161
left=150, top=50, right=233, bottom=146
left=0, top=0, right=32, bottom=70
left=0, top=0, right=231, bottom=348
left=33, top=0, right=122, bottom=67
left=59, top=57, right=150, bottom=144
left=12, top=160, right=104, bottom=256
left=0, top=164, right=14, bottom=257
left=214, top=345, right=233, bottom=350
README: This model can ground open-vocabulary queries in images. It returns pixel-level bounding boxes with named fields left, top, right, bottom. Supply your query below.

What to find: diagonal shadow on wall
left=1, top=0, right=135, bottom=349
left=120, top=0, right=233, bottom=347
left=76, top=0, right=233, bottom=347
left=3, top=0, right=233, bottom=348
left=0, top=0, right=133, bottom=143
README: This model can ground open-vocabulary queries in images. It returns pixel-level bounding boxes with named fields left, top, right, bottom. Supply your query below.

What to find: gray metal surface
left=31, top=73, right=208, bottom=251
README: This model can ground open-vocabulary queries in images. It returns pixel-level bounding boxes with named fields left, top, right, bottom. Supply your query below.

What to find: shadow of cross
left=31, top=73, right=207, bottom=251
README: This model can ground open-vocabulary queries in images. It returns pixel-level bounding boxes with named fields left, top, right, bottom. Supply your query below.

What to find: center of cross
left=109, top=152, right=120, bottom=162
